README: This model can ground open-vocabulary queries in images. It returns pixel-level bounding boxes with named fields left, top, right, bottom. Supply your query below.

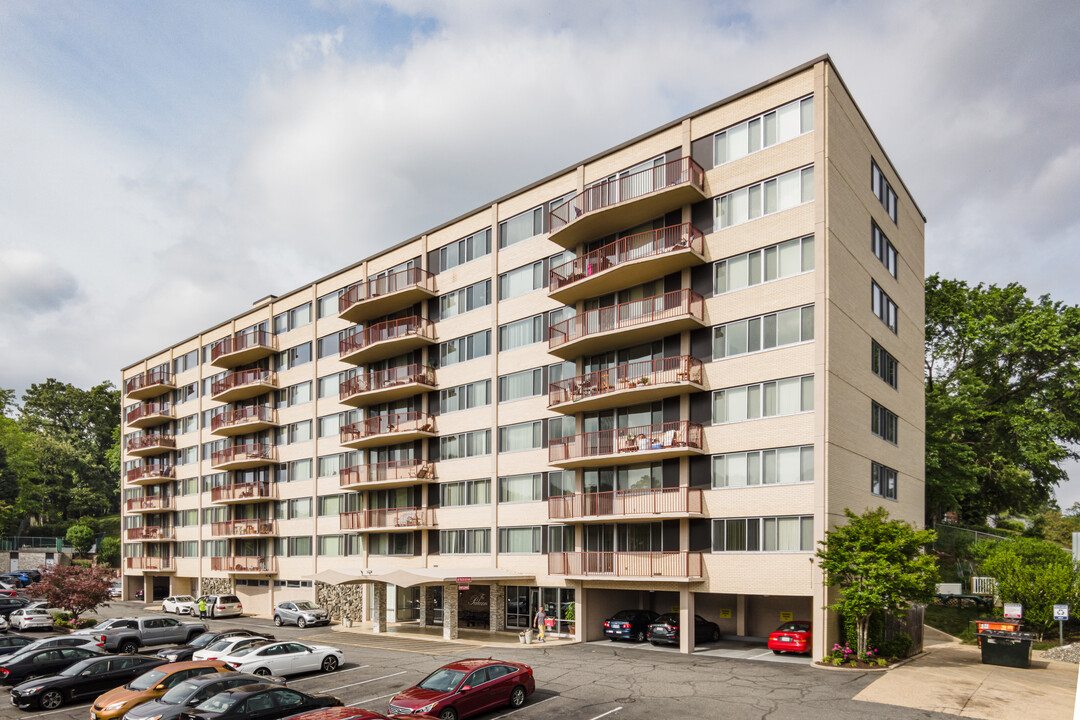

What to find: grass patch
left=924, top=604, right=982, bottom=644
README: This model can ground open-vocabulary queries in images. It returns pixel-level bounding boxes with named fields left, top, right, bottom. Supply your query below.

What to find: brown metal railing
left=548, top=289, right=704, bottom=351
left=210, top=405, right=276, bottom=432
left=210, top=556, right=275, bottom=573
left=125, top=434, right=177, bottom=453
left=339, top=364, right=436, bottom=400
left=211, top=369, right=277, bottom=398
left=210, top=444, right=275, bottom=468
left=548, top=487, right=703, bottom=520
left=339, top=459, right=434, bottom=488
left=125, top=496, right=173, bottom=512
left=549, top=356, right=703, bottom=407
left=549, top=157, right=705, bottom=232
left=210, top=480, right=276, bottom=503
left=126, top=556, right=174, bottom=571
left=340, top=412, right=435, bottom=444
left=550, top=224, right=705, bottom=292
left=126, top=402, right=172, bottom=425
left=549, top=420, right=703, bottom=464
left=125, top=526, right=176, bottom=541
left=339, top=317, right=435, bottom=357
left=339, top=267, right=436, bottom=314
left=548, top=551, right=703, bottom=578
left=125, top=465, right=175, bottom=483
left=340, top=507, right=435, bottom=531
left=125, top=369, right=173, bottom=395
left=211, top=519, right=276, bottom=537
left=210, top=330, right=276, bottom=363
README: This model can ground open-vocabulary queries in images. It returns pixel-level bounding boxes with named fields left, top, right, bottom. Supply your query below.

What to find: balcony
left=340, top=412, right=436, bottom=450
left=210, top=444, right=276, bottom=471
left=548, top=487, right=704, bottom=522
left=210, top=556, right=276, bottom=575
left=126, top=435, right=177, bottom=458
left=548, top=420, right=705, bottom=468
left=211, top=481, right=277, bottom=504
left=548, top=157, right=706, bottom=249
left=339, top=268, right=437, bottom=324
left=340, top=507, right=436, bottom=532
left=125, top=526, right=176, bottom=542
left=125, top=496, right=173, bottom=514
left=210, top=330, right=277, bottom=369
left=339, top=460, right=435, bottom=491
left=548, top=551, right=703, bottom=580
left=210, top=406, right=278, bottom=437
left=126, top=556, right=175, bottom=572
left=549, top=356, right=704, bottom=413
left=125, top=465, right=175, bottom=486
left=211, top=519, right=277, bottom=538
left=549, top=224, right=706, bottom=305
left=125, top=370, right=175, bottom=401
left=339, top=364, right=437, bottom=407
left=547, top=289, right=705, bottom=359
left=339, top=317, right=436, bottom=365
left=211, top=369, right=278, bottom=403
left=126, top=402, right=174, bottom=429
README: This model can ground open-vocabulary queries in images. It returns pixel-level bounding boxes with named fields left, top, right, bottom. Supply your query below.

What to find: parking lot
left=1, top=604, right=959, bottom=720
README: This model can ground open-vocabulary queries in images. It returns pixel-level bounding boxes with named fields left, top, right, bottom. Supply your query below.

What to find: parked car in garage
left=163, top=596, right=199, bottom=615
left=767, top=621, right=812, bottom=655
left=179, top=683, right=342, bottom=720
left=9, top=608, right=54, bottom=631
left=647, top=613, right=721, bottom=647
left=157, top=629, right=272, bottom=663
left=603, top=609, right=659, bottom=642
left=389, top=658, right=535, bottom=719
left=9, top=653, right=166, bottom=710
left=123, top=672, right=285, bottom=720
left=0, top=645, right=105, bottom=685
left=219, top=641, right=343, bottom=677
left=91, top=660, right=231, bottom=720
left=273, top=601, right=330, bottom=628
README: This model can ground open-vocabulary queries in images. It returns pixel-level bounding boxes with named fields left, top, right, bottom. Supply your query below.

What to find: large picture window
left=714, top=96, right=813, bottom=166
left=713, top=376, right=814, bottom=423
left=712, top=516, right=813, bottom=552
left=715, top=166, right=814, bottom=230
left=712, top=446, right=813, bottom=487
left=713, top=305, right=813, bottom=359
left=713, top=236, right=813, bottom=294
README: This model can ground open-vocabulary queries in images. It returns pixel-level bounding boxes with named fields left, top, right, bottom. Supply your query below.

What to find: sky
left=1, top=0, right=1079, bottom=504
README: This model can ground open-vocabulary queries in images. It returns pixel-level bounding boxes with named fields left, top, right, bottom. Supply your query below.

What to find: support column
left=371, top=582, right=387, bottom=633
left=419, top=586, right=434, bottom=627
left=737, top=594, right=747, bottom=636
left=143, top=576, right=153, bottom=605
left=679, top=586, right=695, bottom=654
left=443, top=582, right=459, bottom=640
left=489, top=584, right=505, bottom=632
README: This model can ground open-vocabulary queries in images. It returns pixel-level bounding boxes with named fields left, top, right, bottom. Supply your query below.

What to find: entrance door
left=9, top=557, right=17, bottom=572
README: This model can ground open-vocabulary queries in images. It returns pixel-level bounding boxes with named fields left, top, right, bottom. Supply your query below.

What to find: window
left=273, top=303, right=312, bottom=334
left=713, top=305, right=814, bottom=359
left=548, top=416, right=575, bottom=442
left=178, top=477, right=199, bottom=496
left=712, top=516, right=814, bottom=552
left=498, top=368, right=543, bottom=402
left=871, top=160, right=898, bottom=223
left=714, top=96, right=813, bottom=165
left=712, top=375, right=814, bottom=423
left=318, top=372, right=351, bottom=399
left=438, top=330, right=491, bottom=368
left=712, top=446, right=813, bottom=487
left=498, top=314, right=544, bottom=351
left=439, top=279, right=491, bottom=319
left=275, top=421, right=313, bottom=445
left=547, top=471, right=573, bottom=498
left=284, top=497, right=313, bottom=519
left=172, top=350, right=198, bottom=375
left=872, top=281, right=898, bottom=333
left=177, top=414, right=198, bottom=435
left=440, top=430, right=491, bottom=460
left=498, top=527, right=542, bottom=554
left=715, top=166, right=814, bottom=229
left=174, top=383, right=198, bottom=404
left=277, top=536, right=312, bottom=557
left=498, top=206, right=543, bottom=248
left=176, top=541, right=198, bottom=557
left=439, top=380, right=491, bottom=413
left=498, top=421, right=543, bottom=453
left=202, top=539, right=227, bottom=556
left=201, top=473, right=226, bottom=493
left=317, top=535, right=344, bottom=556
left=280, top=459, right=312, bottom=482
left=498, top=260, right=544, bottom=300
left=176, top=509, right=198, bottom=527
left=714, top=236, right=814, bottom=294
left=368, top=533, right=413, bottom=556
left=275, top=381, right=312, bottom=409
left=316, top=290, right=342, bottom=319
left=318, top=411, right=358, bottom=438
left=871, top=340, right=898, bottom=389
left=548, top=361, right=576, bottom=384
left=175, top=446, right=198, bottom=466
left=318, top=453, right=354, bottom=478
left=439, top=228, right=491, bottom=271
left=276, top=343, right=312, bottom=371
left=498, top=473, right=542, bottom=503
left=871, top=401, right=898, bottom=444
left=872, top=461, right=898, bottom=500
left=440, top=528, right=490, bottom=555
left=548, top=524, right=574, bottom=552
left=440, top=479, right=491, bottom=507
left=872, top=221, right=898, bottom=277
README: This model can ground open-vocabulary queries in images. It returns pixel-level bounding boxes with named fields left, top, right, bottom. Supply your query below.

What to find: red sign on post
left=458, top=585, right=470, bottom=590
left=456, top=577, right=472, bottom=583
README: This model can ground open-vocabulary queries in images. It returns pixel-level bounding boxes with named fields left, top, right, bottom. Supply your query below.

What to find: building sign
left=1054, top=604, right=1069, bottom=620
left=780, top=611, right=794, bottom=622
left=458, top=585, right=469, bottom=591
left=1003, top=603, right=1022, bottom=619
left=717, top=609, right=732, bottom=619
left=456, top=577, right=472, bottom=584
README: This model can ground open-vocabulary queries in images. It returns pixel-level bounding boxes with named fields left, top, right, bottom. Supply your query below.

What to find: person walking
left=198, top=597, right=207, bottom=620
left=533, top=606, right=547, bottom=643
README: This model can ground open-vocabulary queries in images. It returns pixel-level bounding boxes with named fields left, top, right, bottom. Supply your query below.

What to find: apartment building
left=120, top=55, right=924, bottom=658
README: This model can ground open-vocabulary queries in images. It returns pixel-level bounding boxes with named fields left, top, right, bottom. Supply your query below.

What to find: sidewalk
left=332, top=621, right=576, bottom=649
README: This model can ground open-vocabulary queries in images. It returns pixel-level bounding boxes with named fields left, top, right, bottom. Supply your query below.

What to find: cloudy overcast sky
left=2, top=0, right=1079, bottom=502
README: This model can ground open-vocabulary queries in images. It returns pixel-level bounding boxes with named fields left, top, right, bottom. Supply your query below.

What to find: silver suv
left=273, top=601, right=329, bottom=628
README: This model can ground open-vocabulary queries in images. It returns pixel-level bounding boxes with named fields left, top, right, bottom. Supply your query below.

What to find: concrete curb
left=812, top=651, right=927, bottom=673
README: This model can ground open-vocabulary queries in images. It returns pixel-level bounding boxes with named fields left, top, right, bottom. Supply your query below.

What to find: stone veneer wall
left=316, top=582, right=364, bottom=622
left=198, top=577, right=233, bottom=596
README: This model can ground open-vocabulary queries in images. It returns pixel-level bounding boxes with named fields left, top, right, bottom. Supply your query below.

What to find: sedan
left=7, top=634, right=105, bottom=657
left=0, top=581, right=18, bottom=598
left=0, top=646, right=104, bottom=685
left=164, top=596, right=199, bottom=615
left=179, top=683, right=342, bottom=720
left=124, top=672, right=285, bottom=720
left=273, top=601, right=330, bottom=629
left=10, top=609, right=55, bottom=631
left=603, top=609, right=659, bottom=642
left=157, top=629, right=272, bottom=663
left=389, top=659, right=535, bottom=720
left=90, top=660, right=232, bottom=720
left=10, top=654, right=166, bottom=710
left=220, top=641, right=343, bottom=677
left=767, top=620, right=812, bottom=655
left=0, top=634, right=34, bottom=657
left=193, top=636, right=270, bottom=662
left=647, top=613, right=720, bottom=647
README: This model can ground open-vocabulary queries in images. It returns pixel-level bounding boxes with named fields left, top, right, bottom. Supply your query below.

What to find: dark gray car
left=123, top=671, right=284, bottom=720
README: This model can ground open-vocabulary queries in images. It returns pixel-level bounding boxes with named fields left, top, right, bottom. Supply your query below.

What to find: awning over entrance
left=304, top=567, right=533, bottom=588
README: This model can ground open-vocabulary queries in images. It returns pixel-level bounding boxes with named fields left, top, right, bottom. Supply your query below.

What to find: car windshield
left=654, top=614, right=678, bottom=625
left=206, top=639, right=236, bottom=652
left=195, top=695, right=238, bottom=713
left=189, top=633, right=216, bottom=648
left=128, top=668, right=169, bottom=691
left=175, top=596, right=195, bottom=603
left=160, top=679, right=201, bottom=704
left=777, top=622, right=810, bottom=633
left=610, top=611, right=638, bottom=621
left=59, top=658, right=100, bottom=677
left=294, top=602, right=318, bottom=611
left=417, top=668, right=466, bottom=693
left=229, top=644, right=264, bottom=658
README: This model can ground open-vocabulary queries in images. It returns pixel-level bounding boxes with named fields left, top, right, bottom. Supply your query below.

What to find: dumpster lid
left=978, top=629, right=1036, bottom=641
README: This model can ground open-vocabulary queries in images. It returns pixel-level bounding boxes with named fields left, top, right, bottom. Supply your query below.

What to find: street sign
left=1003, top=603, right=1022, bottom=619
left=1054, top=604, right=1069, bottom=620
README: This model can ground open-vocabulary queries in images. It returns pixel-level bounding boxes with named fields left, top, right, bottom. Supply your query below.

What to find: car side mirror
left=460, top=685, right=472, bottom=693
left=80, top=670, right=92, bottom=676
left=155, top=684, right=167, bottom=691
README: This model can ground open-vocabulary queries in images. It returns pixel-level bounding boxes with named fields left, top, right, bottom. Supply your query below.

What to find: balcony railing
left=126, top=526, right=176, bottom=541
left=126, top=402, right=173, bottom=426
left=548, top=551, right=703, bottom=578
left=548, top=289, right=704, bottom=352
left=339, top=364, right=436, bottom=402
left=548, top=487, right=703, bottom=520
left=340, top=507, right=435, bottom=531
left=210, top=405, right=276, bottom=432
left=549, top=157, right=705, bottom=232
left=125, top=434, right=177, bottom=454
left=126, top=556, right=174, bottom=571
left=210, top=556, right=276, bottom=574
left=340, top=412, right=435, bottom=445
left=339, top=459, right=435, bottom=489
left=339, top=317, right=435, bottom=359
left=211, top=369, right=277, bottom=399
left=549, top=223, right=705, bottom=293
left=339, top=268, right=436, bottom=317
left=210, top=330, right=276, bottom=364
left=125, top=369, right=173, bottom=397
left=125, top=496, right=173, bottom=513
left=125, top=465, right=175, bottom=484
left=548, top=421, right=703, bottom=465
left=210, top=444, right=275, bottom=469
left=549, top=356, right=703, bottom=408
left=211, top=519, right=276, bottom=538
left=210, top=481, right=276, bottom=503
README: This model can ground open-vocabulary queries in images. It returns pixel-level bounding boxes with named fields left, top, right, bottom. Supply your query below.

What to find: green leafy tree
left=975, top=537, right=1080, bottom=637
left=96, top=537, right=121, bottom=568
left=816, top=508, right=938, bottom=658
left=65, top=524, right=96, bottom=558
left=925, top=275, right=1080, bottom=523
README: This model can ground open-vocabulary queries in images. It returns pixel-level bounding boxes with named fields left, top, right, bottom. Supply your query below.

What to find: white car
left=23, top=601, right=63, bottom=615
left=0, top=614, right=9, bottom=632
left=220, top=640, right=343, bottom=677
left=9, top=609, right=54, bottom=631
left=162, top=595, right=198, bottom=615
left=192, top=635, right=270, bottom=662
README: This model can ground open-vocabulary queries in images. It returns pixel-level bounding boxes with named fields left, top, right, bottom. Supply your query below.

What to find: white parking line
left=36, top=703, right=92, bottom=717
left=321, top=670, right=408, bottom=693
left=347, top=691, right=397, bottom=707
left=490, top=695, right=559, bottom=719
left=290, top=664, right=370, bottom=682
left=588, top=707, right=623, bottom=720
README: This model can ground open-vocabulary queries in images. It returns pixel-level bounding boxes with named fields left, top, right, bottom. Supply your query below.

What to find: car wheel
left=772, top=649, right=782, bottom=655
left=321, top=655, right=339, bottom=672
left=253, top=667, right=272, bottom=677
left=120, top=641, right=139, bottom=654
left=274, top=615, right=283, bottom=627
left=710, top=629, right=720, bottom=642
left=438, top=708, right=458, bottom=720
left=297, top=617, right=307, bottom=629
left=38, top=690, right=63, bottom=710
left=634, top=631, right=646, bottom=643
left=510, top=686, right=527, bottom=708
left=649, top=641, right=659, bottom=646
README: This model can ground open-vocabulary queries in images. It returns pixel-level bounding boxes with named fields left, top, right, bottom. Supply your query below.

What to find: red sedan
left=388, top=659, right=535, bottom=720
left=767, top=621, right=812, bottom=655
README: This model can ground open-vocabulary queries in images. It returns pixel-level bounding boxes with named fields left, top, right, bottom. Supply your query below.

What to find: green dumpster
left=977, top=629, right=1034, bottom=668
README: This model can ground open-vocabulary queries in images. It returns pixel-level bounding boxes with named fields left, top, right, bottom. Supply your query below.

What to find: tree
left=26, top=564, right=113, bottom=620
left=975, top=538, right=1080, bottom=637
left=816, top=508, right=938, bottom=658
left=925, top=275, right=1080, bottom=523
left=96, top=537, right=121, bottom=568
left=65, top=524, right=96, bottom=558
